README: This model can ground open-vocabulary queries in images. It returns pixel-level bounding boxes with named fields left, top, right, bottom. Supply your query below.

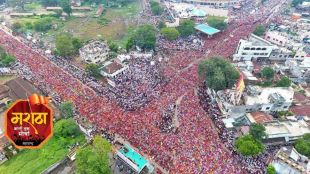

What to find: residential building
left=216, top=86, right=294, bottom=117
left=265, top=31, right=288, bottom=47
left=264, top=119, right=310, bottom=143
left=271, top=147, right=309, bottom=174
left=79, top=41, right=110, bottom=64
left=233, top=34, right=278, bottom=61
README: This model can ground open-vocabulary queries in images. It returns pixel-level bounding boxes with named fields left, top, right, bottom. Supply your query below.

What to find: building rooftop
left=118, top=145, right=148, bottom=173
left=195, top=24, right=220, bottom=35
left=245, top=86, right=294, bottom=105
left=249, top=34, right=276, bottom=47
left=5, top=77, right=38, bottom=100
left=246, top=112, right=273, bottom=124
left=102, top=61, right=124, bottom=74
left=264, top=120, right=310, bottom=139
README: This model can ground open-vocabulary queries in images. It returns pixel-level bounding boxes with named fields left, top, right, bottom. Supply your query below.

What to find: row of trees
left=12, top=17, right=53, bottom=33
left=235, top=123, right=266, bottom=156
left=260, top=67, right=292, bottom=87
left=159, top=20, right=196, bottom=41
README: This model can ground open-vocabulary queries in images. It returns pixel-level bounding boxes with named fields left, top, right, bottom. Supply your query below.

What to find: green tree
left=158, top=21, right=166, bottom=29
left=253, top=25, right=266, bottom=36
left=125, top=37, right=134, bottom=52
left=59, top=101, right=74, bottom=119
left=267, top=165, right=276, bottom=174
left=249, top=123, right=267, bottom=141
left=72, top=38, right=83, bottom=51
left=198, top=57, right=240, bottom=91
left=12, top=22, right=23, bottom=32
left=133, top=25, right=156, bottom=50
left=235, top=135, right=264, bottom=156
left=54, top=118, right=81, bottom=138
left=207, top=18, right=227, bottom=31
left=295, top=133, right=310, bottom=158
left=0, top=54, right=16, bottom=67
left=85, top=63, right=102, bottom=78
left=276, top=76, right=291, bottom=87
left=261, top=67, right=274, bottom=80
left=160, top=27, right=180, bottom=41
left=108, top=41, right=118, bottom=53
left=150, top=1, right=163, bottom=15
left=55, top=33, right=75, bottom=57
left=33, top=18, right=52, bottom=32
left=60, top=0, right=72, bottom=16
left=76, top=135, right=112, bottom=174
left=177, top=20, right=195, bottom=37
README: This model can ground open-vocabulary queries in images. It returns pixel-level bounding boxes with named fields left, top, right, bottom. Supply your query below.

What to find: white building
left=216, top=86, right=294, bottom=117
left=79, top=41, right=109, bottom=64
left=233, top=34, right=278, bottom=61
left=264, top=119, right=310, bottom=143
left=271, top=147, right=310, bottom=174
left=265, top=31, right=288, bottom=47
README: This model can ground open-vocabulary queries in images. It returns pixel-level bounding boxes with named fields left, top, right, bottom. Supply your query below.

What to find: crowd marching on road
left=0, top=0, right=287, bottom=173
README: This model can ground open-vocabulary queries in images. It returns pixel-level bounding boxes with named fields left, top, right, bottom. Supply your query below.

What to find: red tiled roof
left=250, top=112, right=273, bottom=123
left=290, top=105, right=310, bottom=116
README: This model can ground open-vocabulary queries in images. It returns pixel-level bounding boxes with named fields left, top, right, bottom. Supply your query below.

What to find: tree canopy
left=33, top=18, right=52, bottom=32
left=177, top=20, right=195, bottom=37
left=250, top=123, right=267, bottom=141
left=207, top=18, right=227, bottom=31
left=133, top=25, right=156, bottom=50
left=276, top=76, right=291, bottom=87
left=108, top=41, right=119, bottom=53
left=267, top=165, right=276, bottom=174
left=0, top=47, right=16, bottom=67
left=85, top=63, right=102, bottom=78
left=235, top=135, right=264, bottom=156
left=158, top=21, right=166, bottom=29
left=54, top=118, right=81, bottom=138
left=198, top=57, right=240, bottom=91
left=295, top=133, right=310, bottom=158
left=253, top=25, right=266, bottom=36
left=60, top=0, right=72, bottom=16
left=55, top=33, right=82, bottom=57
left=76, top=135, right=112, bottom=174
left=261, top=67, right=274, bottom=80
left=160, top=27, right=180, bottom=41
left=150, top=1, right=163, bottom=15
left=59, top=101, right=74, bottom=119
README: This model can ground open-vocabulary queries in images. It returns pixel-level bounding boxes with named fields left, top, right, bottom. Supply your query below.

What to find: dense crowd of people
left=0, top=0, right=288, bottom=173
left=107, top=55, right=166, bottom=111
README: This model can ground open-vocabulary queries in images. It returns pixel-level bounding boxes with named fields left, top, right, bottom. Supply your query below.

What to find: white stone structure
left=79, top=41, right=109, bottom=64
left=233, top=34, right=278, bottom=61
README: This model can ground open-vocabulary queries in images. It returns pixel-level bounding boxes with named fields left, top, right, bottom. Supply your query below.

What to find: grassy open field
left=45, top=1, right=142, bottom=47
left=0, top=121, right=86, bottom=174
